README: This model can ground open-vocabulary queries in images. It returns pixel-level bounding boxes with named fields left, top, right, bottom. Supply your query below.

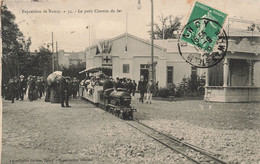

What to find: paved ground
left=132, top=95, right=260, bottom=130
left=132, top=94, right=260, bottom=163
left=2, top=94, right=260, bottom=163
left=2, top=97, right=189, bottom=164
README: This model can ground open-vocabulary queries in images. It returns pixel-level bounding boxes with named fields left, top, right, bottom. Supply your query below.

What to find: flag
left=125, top=44, right=127, bottom=52
left=96, top=46, right=100, bottom=55
left=109, top=44, right=113, bottom=53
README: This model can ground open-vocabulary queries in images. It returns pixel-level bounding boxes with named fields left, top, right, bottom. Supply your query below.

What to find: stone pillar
left=204, top=68, right=209, bottom=101
left=223, top=57, right=229, bottom=87
left=247, top=60, right=255, bottom=86
left=205, top=68, right=209, bottom=87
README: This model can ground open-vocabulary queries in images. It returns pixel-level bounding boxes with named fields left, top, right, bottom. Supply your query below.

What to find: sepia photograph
left=1, top=0, right=260, bottom=163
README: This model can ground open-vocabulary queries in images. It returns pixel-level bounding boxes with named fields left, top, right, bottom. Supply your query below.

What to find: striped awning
left=79, top=66, right=112, bottom=74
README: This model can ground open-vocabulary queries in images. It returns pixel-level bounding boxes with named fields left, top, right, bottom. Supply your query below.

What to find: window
left=123, top=64, right=129, bottom=73
left=167, top=66, right=173, bottom=83
left=140, top=64, right=149, bottom=69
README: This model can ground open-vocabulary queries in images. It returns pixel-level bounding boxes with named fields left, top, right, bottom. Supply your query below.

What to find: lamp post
left=51, top=32, right=54, bottom=72
left=138, top=0, right=155, bottom=82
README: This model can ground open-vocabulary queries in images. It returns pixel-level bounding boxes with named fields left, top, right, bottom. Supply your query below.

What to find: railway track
left=84, top=98, right=226, bottom=163
left=125, top=119, right=227, bottom=164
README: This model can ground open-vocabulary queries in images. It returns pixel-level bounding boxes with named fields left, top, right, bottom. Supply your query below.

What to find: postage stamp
left=180, top=1, right=228, bottom=53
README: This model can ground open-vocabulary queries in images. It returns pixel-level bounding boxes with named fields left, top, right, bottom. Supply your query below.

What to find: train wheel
left=119, top=112, right=123, bottom=119
left=128, top=112, right=133, bottom=120
left=116, top=109, right=120, bottom=117
left=113, top=108, right=116, bottom=115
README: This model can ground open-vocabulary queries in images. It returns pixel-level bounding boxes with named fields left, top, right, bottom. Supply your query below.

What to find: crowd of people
left=2, top=75, right=45, bottom=103
left=80, top=74, right=158, bottom=104
left=80, top=75, right=137, bottom=96
left=2, top=73, right=158, bottom=105
left=48, top=76, right=80, bottom=107
left=2, top=75, right=80, bottom=105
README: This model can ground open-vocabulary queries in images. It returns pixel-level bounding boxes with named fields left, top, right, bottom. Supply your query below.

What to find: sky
left=3, top=0, right=260, bottom=52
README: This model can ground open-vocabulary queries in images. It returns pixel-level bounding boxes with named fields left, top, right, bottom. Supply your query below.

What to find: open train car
left=79, top=67, right=136, bottom=119
left=79, top=67, right=110, bottom=104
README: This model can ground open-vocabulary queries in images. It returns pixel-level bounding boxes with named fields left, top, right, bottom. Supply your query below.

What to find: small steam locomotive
left=100, top=88, right=135, bottom=119
left=79, top=67, right=136, bottom=120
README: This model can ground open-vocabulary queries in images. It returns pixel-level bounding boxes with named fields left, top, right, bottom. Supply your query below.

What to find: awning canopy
left=79, top=66, right=112, bottom=74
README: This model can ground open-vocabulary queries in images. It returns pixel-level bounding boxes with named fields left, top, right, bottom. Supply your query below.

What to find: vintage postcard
left=1, top=0, right=260, bottom=163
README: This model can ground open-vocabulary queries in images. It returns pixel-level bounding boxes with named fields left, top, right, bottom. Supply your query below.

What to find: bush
left=157, top=87, right=170, bottom=98
left=167, top=83, right=176, bottom=96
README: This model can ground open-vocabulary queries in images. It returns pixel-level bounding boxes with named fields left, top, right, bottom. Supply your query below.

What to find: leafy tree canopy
left=1, top=3, right=31, bottom=81
left=150, top=14, right=182, bottom=39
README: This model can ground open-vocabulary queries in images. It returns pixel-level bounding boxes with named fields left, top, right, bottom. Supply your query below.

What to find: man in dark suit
left=103, top=76, right=114, bottom=91
left=138, top=75, right=147, bottom=103
left=13, top=76, right=20, bottom=100
left=60, top=76, right=72, bottom=107
left=71, top=77, right=79, bottom=98
left=28, top=76, right=36, bottom=102
left=8, top=78, right=15, bottom=103
left=19, top=75, right=27, bottom=101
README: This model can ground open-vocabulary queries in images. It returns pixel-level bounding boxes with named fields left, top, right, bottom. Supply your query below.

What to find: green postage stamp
left=181, top=1, right=227, bottom=53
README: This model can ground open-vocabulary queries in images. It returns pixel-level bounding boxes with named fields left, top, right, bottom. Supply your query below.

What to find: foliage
left=155, top=87, right=169, bottom=98
left=247, top=23, right=255, bottom=31
left=167, top=83, right=176, bottom=96
left=1, top=3, right=54, bottom=84
left=60, top=62, right=86, bottom=80
left=150, top=14, right=182, bottom=39
left=175, top=76, right=205, bottom=97
left=154, top=75, right=205, bottom=98
left=153, top=84, right=176, bottom=98
left=1, top=3, right=31, bottom=84
left=37, top=47, right=52, bottom=69
left=247, top=23, right=260, bottom=32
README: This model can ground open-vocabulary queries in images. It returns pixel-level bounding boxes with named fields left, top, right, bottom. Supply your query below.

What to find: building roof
left=225, top=28, right=260, bottom=37
left=154, top=39, right=199, bottom=53
left=228, top=38, right=260, bottom=55
left=85, top=33, right=166, bottom=51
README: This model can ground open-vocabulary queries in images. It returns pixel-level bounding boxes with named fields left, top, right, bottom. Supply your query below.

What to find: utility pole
left=151, top=0, right=154, bottom=82
left=137, top=0, right=155, bottom=82
left=56, top=41, right=59, bottom=71
left=89, top=25, right=91, bottom=55
left=51, top=32, right=54, bottom=72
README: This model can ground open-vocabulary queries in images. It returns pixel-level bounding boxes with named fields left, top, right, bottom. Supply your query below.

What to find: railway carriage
left=79, top=67, right=136, bottom=119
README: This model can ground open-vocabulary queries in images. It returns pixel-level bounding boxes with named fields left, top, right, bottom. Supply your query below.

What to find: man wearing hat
left=28, top=76, right=36, bottom=101
left=19, top=75, right=27, bottom=101
left=13, top=76, right=20, bottom=100
left=71, top=77, right=79, bottom=98
left=138, top=75, right=147, bottom=103
left=113, top=77, right=121, bottom=91
left=59, top=76, right=72, bottom=107
left=36, top=77, right=43, bottom=99
left=8, top=78, right=15, bottom=103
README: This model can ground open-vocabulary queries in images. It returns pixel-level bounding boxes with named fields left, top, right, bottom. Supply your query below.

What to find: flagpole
left=162, top=24, right=165, bottom=57
left=125, top=12, right=128, bottom=53
left=89, top=24, right=91, bottom=56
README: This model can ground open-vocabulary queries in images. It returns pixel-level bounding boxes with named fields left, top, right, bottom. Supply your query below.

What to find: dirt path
left=2, top=98, right=188, bottom=164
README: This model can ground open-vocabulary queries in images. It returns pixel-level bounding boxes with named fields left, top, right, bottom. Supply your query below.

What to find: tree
left=150, top=14, right=182, bottom=39
left=257, top=26, right=260, bottom=32
left=247, top=23, right=255, bottom=31
left=1, top=3, right=31, bottom=83
left=61, top=62, right=86, bottom=80
left=37, top=46, right=52, bottom=78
